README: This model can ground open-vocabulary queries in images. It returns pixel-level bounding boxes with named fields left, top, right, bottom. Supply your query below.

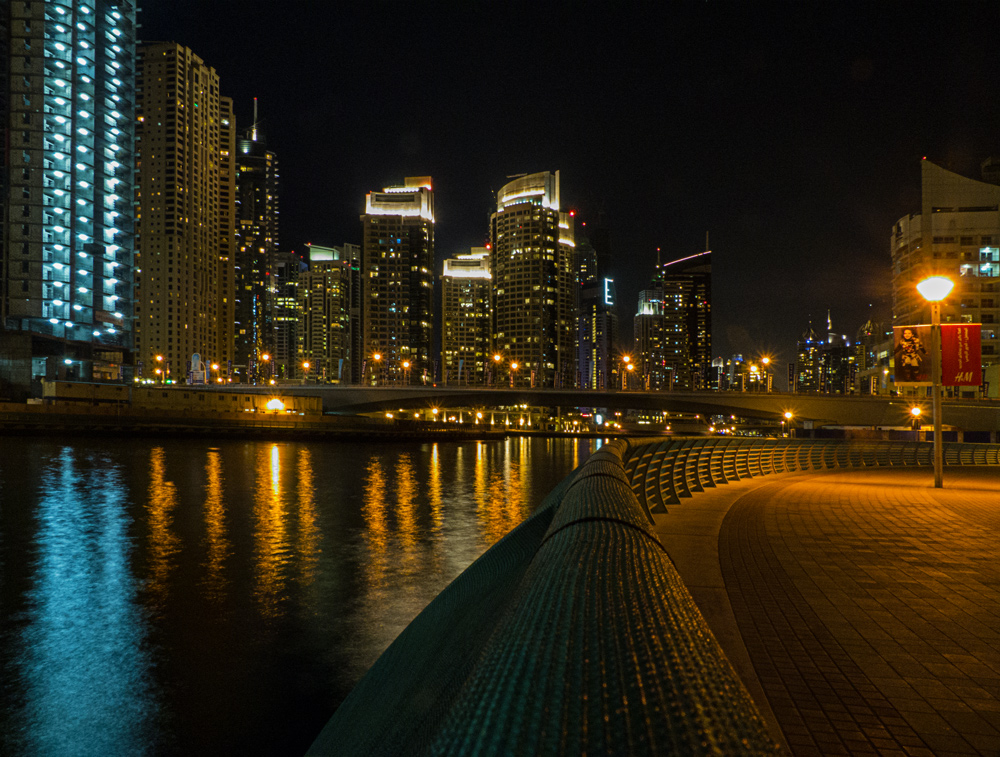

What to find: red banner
left=941, top=323, right=981, bottom=386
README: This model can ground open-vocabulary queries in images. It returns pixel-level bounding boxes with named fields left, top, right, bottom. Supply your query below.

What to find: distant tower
left=441, top=248, right=491, bottom=385
left=1, top=0, right=137, bottom=390
left=634, top=248, right=712, bottom=390
left=134, top=42, right=236, bottom=381
left=361, top=178, right=434, bottom=384
left=234, top=98, right=280, bottom=384
left=297, top=244, right=357, bottom=383
left=490, top=171, right=576, bottom=388
left=271, top=249, right=307, bottom=380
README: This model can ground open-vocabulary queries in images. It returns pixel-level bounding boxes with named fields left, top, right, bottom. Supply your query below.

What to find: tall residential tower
left=490, top=171, right=576, bottom=388
left=134, top=42, right=236, bottom=381
left=360, top=177, right=434, bottom=385
left=1, top=0, right=137, bottom=390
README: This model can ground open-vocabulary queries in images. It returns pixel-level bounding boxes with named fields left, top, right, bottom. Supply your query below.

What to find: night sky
left=138, top=1, right=1000, bottom=385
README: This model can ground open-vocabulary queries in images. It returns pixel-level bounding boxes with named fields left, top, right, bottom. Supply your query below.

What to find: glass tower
left=2, top=0, right=136, bottom=369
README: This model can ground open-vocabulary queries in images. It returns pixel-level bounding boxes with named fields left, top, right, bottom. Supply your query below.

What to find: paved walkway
left=653, top=467, right=1000, bottom=756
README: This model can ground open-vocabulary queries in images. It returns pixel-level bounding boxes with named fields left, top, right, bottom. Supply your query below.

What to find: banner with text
left=941, top=323, right=981, bottom=386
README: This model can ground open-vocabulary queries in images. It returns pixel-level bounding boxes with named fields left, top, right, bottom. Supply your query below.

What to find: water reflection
left=202, top=448, right=229, bottom=602
left=0, top=437, right=598, bottom=756
left=254, top=444, right=289, bottom=618
left=296, top=448, right=320, bottom=586
left=147, top=446, right=180, bottom=610
left=15, top=448, right=154, bottom=755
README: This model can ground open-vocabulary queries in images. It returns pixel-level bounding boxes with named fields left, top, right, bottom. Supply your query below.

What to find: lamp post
left=621, top=355, right=632, bottom=390
left=493, top=353, right=502, bottom=388
left=510, top=361, right=518, bottom=388
left=261, top=353, right=270, bottom=386
left=372, top=352, right=381, bottom=386
left=916, top=275, right=954, bottom=488
left=782, top=410, right=793, bottom=438
left=761, top=356, right=771, bottom=393
left=302, top=361, right=310, bottom=386
left=402, top=360, right=410, bottom=386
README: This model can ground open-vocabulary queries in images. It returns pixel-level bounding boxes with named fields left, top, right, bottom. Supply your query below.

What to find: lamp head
left=916, top=276, right=954, bottom=302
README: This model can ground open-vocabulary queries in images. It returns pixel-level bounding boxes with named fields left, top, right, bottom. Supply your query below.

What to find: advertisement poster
left=893, top=325, right=931, bottom=384
left=941, top=323, right=981, bottom=386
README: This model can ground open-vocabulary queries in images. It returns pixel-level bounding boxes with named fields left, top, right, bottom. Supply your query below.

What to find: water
left=0, top=435, right=599, bottom=756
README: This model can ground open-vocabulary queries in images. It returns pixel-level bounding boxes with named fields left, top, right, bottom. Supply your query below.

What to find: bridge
left=235, top=385, right=1000, bottom=432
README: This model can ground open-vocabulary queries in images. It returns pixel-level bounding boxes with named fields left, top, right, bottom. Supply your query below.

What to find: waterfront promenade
left=659, top=466, right=1000, bottom=756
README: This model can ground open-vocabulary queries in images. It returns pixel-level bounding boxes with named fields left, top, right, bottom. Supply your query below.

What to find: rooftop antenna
left=705, top=230, right=710, bottom=252
left=251, top=97, right=258, bottom=142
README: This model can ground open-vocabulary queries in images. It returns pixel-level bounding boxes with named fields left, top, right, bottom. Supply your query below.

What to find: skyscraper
left=891, top=159, right=1000, bottom=374
left=634, top=249, right=712, bottom=390
left=271, top=249, right=306, bottom=380
left=577, top=277, right=618, bottom=389
left=134, top=42, right=236, bottom=382
left=441, top=247, right=490, bottom=385
left=1, top=0, right=137, bottom=390
left=361, top=177, right=434, bottom=385
left=490, top=171, right=576, bottom=388
left=233, top=98, right=279, bottom=383
left=297, top=243, right=356, bottom=383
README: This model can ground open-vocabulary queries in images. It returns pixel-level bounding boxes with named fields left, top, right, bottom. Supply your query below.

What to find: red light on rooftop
left=569, top=210, right=575, bottom=216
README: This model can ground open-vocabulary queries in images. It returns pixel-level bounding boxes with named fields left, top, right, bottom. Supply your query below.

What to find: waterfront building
left=134, top=42, right=236, bottom=383
left=233, top=99, right=279, bottom=384
left=441, top=247, right=490, bottom=385
left=892, top=159, right=1000, bottom=377
left=634, top=249, right=712, bottom=390
left=271, top=249, right=306, bottom=380
left=578, top=277, right=619, bottom=389
left=0, top=0, right=137, bottom=390
left=297, top=243, right=357, bottom=383
left=490, top=171, right=576, bottom=388
left=361, top=177, right=433, bottom=385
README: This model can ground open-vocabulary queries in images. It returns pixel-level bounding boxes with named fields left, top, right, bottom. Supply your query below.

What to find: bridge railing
left=622, top=437, right=1000, bottom=514
left=308, top=438, right=779, bottom=756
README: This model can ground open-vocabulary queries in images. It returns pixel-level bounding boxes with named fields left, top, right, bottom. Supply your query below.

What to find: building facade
left=134, top=42, right=235, bottom=382
left=1, top=0, right=137, bottom=389
left=361, top=177, right=434, bottom=385
left=578, top=277, right=618, bottom=389
left=441, top=247, right=490, bottom=385
left=233, top=100, right=279, bottom=384
left=271, top=249, right=305, bottom=380
left=634, top=250, right=712, bottom=390
left=297, top=243, right=356, bottom=383
left=490, top=170, right=576, bottom=388
left=892, top=159, right=1000, bottom=377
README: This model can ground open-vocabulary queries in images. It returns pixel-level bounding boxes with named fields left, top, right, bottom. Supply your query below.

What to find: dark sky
left=138, top=1, right=1000, bottom=383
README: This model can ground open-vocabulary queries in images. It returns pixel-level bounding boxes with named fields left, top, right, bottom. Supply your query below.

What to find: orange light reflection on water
left=296, top=448, right=320, bottom=586
left=202, top=449, right=229, bottom=602
left=253, top=444, right=288, bottom=618
left=146, top=447, right=179, bottom=609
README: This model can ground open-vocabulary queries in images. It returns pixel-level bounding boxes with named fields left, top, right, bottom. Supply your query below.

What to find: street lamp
left=916, top=275, right=954, bottom=488
left=402, top=360, right=410, bottom=386
left=302, top=361, right=311, bottom=386
left=510, top=361, right=519, bottom=388
left=372, top=352, right=381, bottom=386
left=626, top=362, right=634, bottom=390
left=761, top=356, right=771, bottom=392
left=782, top=410, right=793, bottom=437
left=493, top=353, right=502, bottom=387
left=155, top=354, right=164, bottom=384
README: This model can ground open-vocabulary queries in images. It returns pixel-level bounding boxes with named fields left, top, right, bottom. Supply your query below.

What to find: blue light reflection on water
left=0, top=436, right=597, bottom=755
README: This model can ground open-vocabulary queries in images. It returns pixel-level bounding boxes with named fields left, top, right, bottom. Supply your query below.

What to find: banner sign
left=941, top=323, right=981, bottom=386
left=893, top=325, right=931, bottom=385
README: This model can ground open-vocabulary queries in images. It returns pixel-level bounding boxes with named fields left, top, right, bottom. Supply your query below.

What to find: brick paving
left=654, top=467, right=1000, bottom=756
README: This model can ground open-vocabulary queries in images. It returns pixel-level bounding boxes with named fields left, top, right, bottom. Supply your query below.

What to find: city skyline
left=135, top=2, right=1000, bottom=373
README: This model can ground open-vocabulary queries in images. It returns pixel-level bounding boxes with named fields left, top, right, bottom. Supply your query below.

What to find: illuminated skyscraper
left=490, top=171, right=576, bottom=388
left=271, top=249, right=306, bottom=380
left=441, top=247, right=490, bottom=385
left=577, top=277, right=618, bottom=389
left=892, top=159, right=1000, bottom=374
left=233, top=99, right=279, bottom=383
left=361, top=177, right=434, bottom=385
left=297, top=243, right=356, bottom=383
left=634, top=249, right=712, bottom=390
left=134, top=42, right=236, bottom=382
left=1, top=0, right=137, bottom=390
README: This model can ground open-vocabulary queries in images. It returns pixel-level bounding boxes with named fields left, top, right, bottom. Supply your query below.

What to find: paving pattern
left=710, top=468, right=1000, bottom=756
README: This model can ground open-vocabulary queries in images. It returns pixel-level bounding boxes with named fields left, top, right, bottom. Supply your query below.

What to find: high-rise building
left=794, top=314, right=855, bottom=394
left=577, top=277, right=618, bottom=389
left=233, top=98, right=279, bottom=383
left=490, top=171, right=576, bottom=388
left=1, top=0, right=137, bottom=391
left=361, top=177, right=434, bottom=385
left=441, top=247, right=490, bottom=385
left=297, top=243, right=356, bottom=383
left=271, top=249, right=305, bottom=380
left=134, top=42, right=235, bottom=383
left=891, top=159, right=1000, bottom=375
left=634, top=249, right=712, bottom=390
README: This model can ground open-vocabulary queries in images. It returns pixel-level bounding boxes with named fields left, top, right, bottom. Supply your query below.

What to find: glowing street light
left=402, top=360, right=410, bottom=386
left=782, top=410, right=793, bottom=437
left=917, top=275, right=954, bottom=488
left=372, top=352, right=382, bottom=386
left=510, top=361, right=518, bottom=388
